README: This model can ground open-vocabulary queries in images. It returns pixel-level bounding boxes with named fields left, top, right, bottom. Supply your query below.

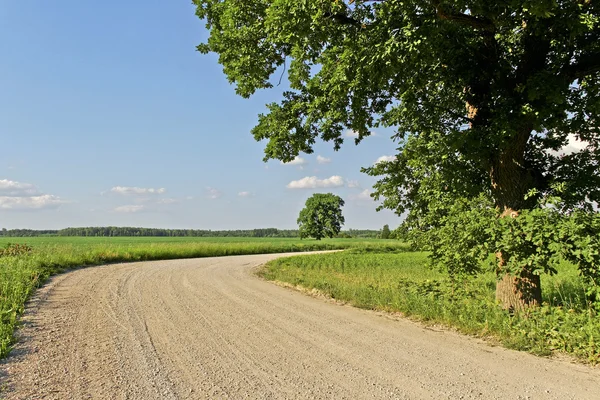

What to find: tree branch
left=567, top=51, right=600, bottom=79
left=432, top=2, right=496, bottom=32
left=324, top=11, right=361, bottom=26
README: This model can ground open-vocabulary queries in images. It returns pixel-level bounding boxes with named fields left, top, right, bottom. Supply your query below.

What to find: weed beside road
left=260, top=249, right=600, bottom=364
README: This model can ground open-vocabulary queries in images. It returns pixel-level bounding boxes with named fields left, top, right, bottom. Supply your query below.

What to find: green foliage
left=401, top=191, right=600, bottom=306
left=421, top=194, right=497, bottom=277
left=490, top=205, right=600, bottom=304
left=297, top=193, right=345, bottom=240
left=261, top=250, right=600, bottom=363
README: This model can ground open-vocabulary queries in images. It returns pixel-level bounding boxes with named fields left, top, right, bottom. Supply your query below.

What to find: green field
left=3, top=237, right=598, bottom=364
left=260, top=249, right=599, bottom=364
left=0, top=236, right=402, bottom=358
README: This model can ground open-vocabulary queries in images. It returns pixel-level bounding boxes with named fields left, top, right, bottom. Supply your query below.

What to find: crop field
left=0, top=236, right=403, bottom=358
left=260, top=249, right=600, bottom=364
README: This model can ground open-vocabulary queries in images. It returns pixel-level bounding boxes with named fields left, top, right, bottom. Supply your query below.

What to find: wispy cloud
left=350, top=189, right=373, bottom=201
left=281, top=156, right=308, bottom=166
left=238, top=191, right=252, bottom=197
left=316, top=155, right=331, bottom=164
left=114, top=205, right=145, bottom=213
left=157, top=198, right=178, bottom=205
left=0, top=179, right=66, bottom=210
left=110, top=186, right=166, bottom=195
left=287, top=175, right=345, bottom=189
left=206, top=187, right=222, bottom=199
left=346, top=180, right=360, bottom=188
left=0, top=195, right=67, bottom=210
left=0, top=179, right=39, bottom=196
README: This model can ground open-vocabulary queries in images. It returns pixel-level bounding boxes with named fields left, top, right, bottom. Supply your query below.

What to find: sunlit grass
left=260, top=250, right=599, bottom=364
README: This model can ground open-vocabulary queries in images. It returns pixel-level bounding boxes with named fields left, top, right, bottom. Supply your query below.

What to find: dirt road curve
left=1, top=253, right=599, bottom=399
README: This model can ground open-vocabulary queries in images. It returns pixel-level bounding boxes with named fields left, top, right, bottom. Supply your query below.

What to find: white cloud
left=346, top=180, right=360, bottom=188
left=0, top=179, right=66, bottom=211
left=0, top=195, right=67, bottom=210
left=546, top=134, right=591, bottom=157
left=316, top=155, right=331, bottom=164
left=238, top=191, right=252, bottom=197
left=374, top=155, right=396, bottom=165
left=110, top=186, right=166, bottom=195
left=287, top=175, right=345, bottom=189
left=350, top=189, right=373, bottom=201
left=562, top=134, right=588, bottom=155
left=281, top=156, right=308, bottom=166
left=206, top=187, right=222, bottom=199
left=345, top=130, right=376, bottom=138
left=114, top=205, right=145, bottom=213
left=0, top=179, right=39, bottom=196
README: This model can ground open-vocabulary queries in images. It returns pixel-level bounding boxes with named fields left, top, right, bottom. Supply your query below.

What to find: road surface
left=1, top=253, right=599, bottom=399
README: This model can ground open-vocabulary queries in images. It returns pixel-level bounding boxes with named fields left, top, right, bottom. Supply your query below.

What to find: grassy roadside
left=0, top=237, right=403, bottom=359
left=259, top=249, right=600, bottom=364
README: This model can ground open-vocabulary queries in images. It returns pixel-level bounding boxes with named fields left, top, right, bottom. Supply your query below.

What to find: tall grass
left=0, top=237, right=403, bottom=359
left=259, top=250, right=600, bottom=364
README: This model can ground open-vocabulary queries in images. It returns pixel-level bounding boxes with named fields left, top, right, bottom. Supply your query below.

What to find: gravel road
left=1, top=252, right=599, bottom=399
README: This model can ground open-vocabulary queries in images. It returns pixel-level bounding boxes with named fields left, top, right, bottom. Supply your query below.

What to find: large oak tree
left=195, top=0, right=600, bottom=310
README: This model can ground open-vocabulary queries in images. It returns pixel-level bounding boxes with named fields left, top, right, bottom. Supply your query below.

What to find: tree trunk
left=490, top=126, right=542, bottom=311
left=495, top=266, right=542, bottom=312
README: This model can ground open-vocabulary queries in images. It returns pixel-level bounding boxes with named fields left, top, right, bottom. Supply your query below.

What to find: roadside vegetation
left=260, top=249, right=600, bottom=364
left=0, top=237, right=401, bottom=359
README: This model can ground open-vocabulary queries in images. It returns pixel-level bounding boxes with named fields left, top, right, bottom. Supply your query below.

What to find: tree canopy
left=297, top=193, right=345, bottom=240
left=196, top=0, right=599, bottom=204
left=195, top=0, right=600, bottom=309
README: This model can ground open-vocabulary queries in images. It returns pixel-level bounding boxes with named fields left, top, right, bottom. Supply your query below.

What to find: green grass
left=0, top=236, right=403, bottom=359
left=259, top=249, right=600, bottom=364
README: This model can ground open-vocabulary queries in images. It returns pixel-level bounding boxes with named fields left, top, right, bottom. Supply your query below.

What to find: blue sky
left=0, top=0, right=399, bottom=230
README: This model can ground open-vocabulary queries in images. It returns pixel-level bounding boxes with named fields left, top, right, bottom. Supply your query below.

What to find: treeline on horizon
left=0, top=227, right=382, bottom=238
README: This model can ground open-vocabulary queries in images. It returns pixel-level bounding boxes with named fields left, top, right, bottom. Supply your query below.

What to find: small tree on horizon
left=297, top=193, right=345, bottom=240
left=381, top=224, right=391, bottom=239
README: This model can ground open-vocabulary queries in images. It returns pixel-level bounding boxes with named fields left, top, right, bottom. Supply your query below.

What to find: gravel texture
left=1, top=252, right=599, bottom=399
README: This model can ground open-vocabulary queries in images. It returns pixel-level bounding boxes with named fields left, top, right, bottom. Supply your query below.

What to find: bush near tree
left=195, top=0, right=600, bottom=310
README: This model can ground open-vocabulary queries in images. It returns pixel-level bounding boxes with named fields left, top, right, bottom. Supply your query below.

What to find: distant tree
left=380, top=224, right=391, bottom=239
left=297, top=193, right=345, bottom=240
